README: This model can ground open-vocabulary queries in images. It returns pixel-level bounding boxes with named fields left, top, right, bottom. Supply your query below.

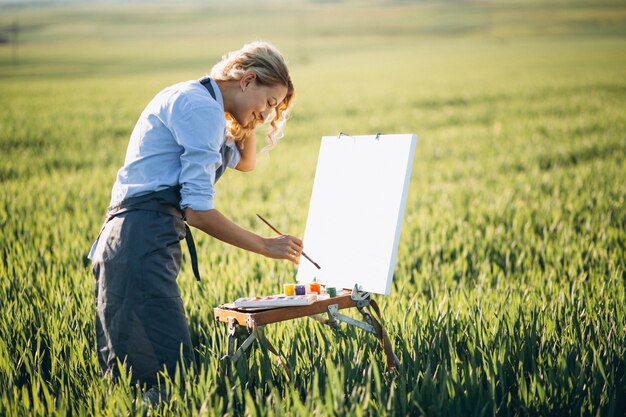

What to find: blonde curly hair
left=210, top=41, right=295, bottom=150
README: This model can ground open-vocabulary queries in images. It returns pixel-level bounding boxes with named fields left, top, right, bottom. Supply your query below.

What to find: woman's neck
left=215, top=79, right=239, bottom=114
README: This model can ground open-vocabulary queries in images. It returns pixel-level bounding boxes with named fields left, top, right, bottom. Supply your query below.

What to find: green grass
left=1, top=0, right=625, bottom=415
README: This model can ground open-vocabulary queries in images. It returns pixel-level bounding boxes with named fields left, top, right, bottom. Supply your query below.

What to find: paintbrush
left=256, top=213, right=321, bottom=270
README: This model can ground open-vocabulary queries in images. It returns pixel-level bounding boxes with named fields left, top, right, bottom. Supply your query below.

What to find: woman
left=89, top=41, right=302, bottom=399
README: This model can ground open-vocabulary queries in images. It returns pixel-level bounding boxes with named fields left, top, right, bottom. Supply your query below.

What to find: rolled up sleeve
left=167, top=95, right=225, bottom=211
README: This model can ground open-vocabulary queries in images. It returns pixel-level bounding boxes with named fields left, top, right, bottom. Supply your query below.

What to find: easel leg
left=225, top=319, right=237, bottom=359
left=324, top=301, right=401, bottom=371
left=222, top=319, right=257, bottom=364
left=220, top=322, right=293, bottom=378
left=230, top=331, right=257, bottom=363
left=365, top=301, right=401, bottom=371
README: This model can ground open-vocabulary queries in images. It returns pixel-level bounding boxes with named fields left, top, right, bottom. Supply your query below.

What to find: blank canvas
left=296, top=133, right=417, bottom=295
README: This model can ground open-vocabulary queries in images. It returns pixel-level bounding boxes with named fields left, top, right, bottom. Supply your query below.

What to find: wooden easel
left=214, top=285, right=400, bottom=376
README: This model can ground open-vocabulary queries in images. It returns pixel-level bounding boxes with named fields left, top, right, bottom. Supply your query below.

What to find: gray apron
left=93, top=77, right=232, bottom=386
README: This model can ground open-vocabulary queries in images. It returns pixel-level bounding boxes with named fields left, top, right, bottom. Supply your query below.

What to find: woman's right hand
left=263, top=235, right=303, bottom=264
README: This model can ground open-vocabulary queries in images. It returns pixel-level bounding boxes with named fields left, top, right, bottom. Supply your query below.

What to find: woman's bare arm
left=184, top=207, right=302, bottom=264
left=234, top=132, right=256, bottom=172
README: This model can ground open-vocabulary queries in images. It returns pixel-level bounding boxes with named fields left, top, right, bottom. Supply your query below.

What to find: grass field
left=1, top=0, right=625, bottom=415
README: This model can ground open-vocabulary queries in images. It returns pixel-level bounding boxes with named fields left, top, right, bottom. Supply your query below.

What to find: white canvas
left=296, top=133, right=417, bottom=295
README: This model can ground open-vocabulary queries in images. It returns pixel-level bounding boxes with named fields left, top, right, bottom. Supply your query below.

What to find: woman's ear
left=241, top=72, right=257, bottom=91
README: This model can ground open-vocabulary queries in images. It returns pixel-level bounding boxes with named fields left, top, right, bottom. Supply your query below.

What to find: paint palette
left=234, top=294, right=318, bottom=308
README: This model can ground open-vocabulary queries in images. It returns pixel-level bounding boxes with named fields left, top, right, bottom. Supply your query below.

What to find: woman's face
left=232, top=74, right=288, bottom=129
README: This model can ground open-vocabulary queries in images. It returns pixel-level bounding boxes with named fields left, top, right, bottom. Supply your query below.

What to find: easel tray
left=215, top=292, right=357, bottom=327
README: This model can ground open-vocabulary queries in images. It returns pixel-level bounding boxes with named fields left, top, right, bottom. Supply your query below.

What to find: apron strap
left=198, top=77, right=232, bottom=183
left=184, top=224, right=201, bottom=281
left=199, top=76, right=217, bottom=100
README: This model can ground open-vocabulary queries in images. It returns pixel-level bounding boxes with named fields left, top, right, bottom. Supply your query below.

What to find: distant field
left=1, top=1, right=625, bottom=416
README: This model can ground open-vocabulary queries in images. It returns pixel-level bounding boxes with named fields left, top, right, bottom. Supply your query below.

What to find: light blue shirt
left=109, top=78, right=240, bottom=211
